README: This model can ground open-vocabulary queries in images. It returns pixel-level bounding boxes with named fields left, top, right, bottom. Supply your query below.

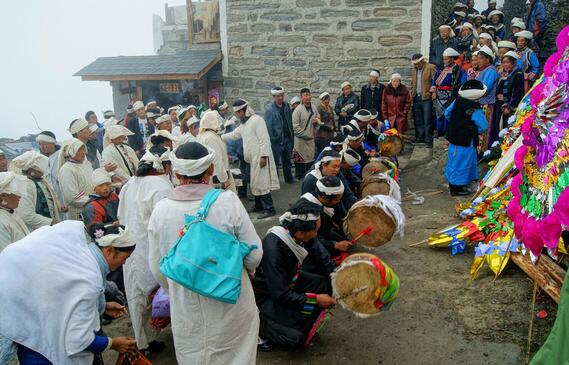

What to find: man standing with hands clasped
left=223, top=99, right=280, bottom=218
left=292, top=88, right=320, bottom=180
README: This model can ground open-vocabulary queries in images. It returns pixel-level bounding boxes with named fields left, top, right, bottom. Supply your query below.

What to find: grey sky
left=0, top=0, right=184, bottom=140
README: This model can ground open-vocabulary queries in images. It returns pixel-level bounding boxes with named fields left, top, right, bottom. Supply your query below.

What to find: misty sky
left=0, top=0, right=184, bottom=140
left=1, top=0, right=498, bottom=140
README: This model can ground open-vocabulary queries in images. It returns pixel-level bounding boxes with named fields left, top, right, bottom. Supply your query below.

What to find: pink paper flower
left=539, top=213, right=562, bottom=250
left=555, top=25, right=569, bottom=50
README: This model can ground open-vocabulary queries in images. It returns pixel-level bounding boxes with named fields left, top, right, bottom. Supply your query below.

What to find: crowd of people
left=0, top=0, right=555, bottom=363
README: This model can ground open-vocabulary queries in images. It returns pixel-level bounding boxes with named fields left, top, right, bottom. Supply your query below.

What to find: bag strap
left=196, top=188, right=222, bottom=219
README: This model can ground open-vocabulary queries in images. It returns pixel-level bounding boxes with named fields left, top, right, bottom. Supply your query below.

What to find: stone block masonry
left=223, top=0, right=423, bottom=113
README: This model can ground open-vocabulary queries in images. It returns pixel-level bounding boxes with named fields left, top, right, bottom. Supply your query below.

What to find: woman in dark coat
left=492, top=51, right=525, bottom=144
left=381, top=73, right=412, bottom=134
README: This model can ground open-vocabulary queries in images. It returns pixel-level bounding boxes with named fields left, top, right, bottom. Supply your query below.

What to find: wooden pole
left=526, top=280, right=538, bottom=364
left=511, top=253, right=566, bottom=304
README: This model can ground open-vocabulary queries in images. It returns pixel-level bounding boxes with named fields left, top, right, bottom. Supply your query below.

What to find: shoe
left=285, top=178, right=297, bottom=183
left=426, top=142, right=433, bottom=148
left=257, top=211, right=276, bottom=219
left=257, top=339, right=274, bottom=352
left=449, top=184, right=470, bottom=196
left=247, top=206, right=263, bottom=214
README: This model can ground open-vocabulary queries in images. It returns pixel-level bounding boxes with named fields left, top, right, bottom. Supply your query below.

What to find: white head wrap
left=369, top=70, right=380, bottom=78
left=11, top=151, right=49, bottom=174
left=479, top=32, right=493, bottom=40
left=354, top=109, right=372, bottom=122
left=147, top=130, right=179, bottom=150
left=488, top=10, right=504, bottom=19
left=341, top=148, right=361, bottom=166
left=390, top=73, right=402, bottom=82
left=167, top=106, right=178, bottom=114
left=478, top=45, right=495, bottom=60
left=319, top=92, right=330, bottom=100
left=316, top=179, right=345, bottom=195
left=438, top=25, right=456, bottom=38
left=515, top=30, right=533, bottom=40
left=271, top=87, right=285, bottom=96
left=200, top=111, right=222, bottom=130
left=133, top=101, right=145, bottom=111
left=94, top=227, right=135, bottom=248
left=290, top=96, right=301, bottom=105
left=512, top=21, right=526, bottom=30
left=218, top=101, right=229, bottom=111
left=146, top=111, right=159, bottom=119
left=459, top=83, right=488, bottom=100
left=454, top=11, right=466, bottom=17
left=140, top=148, right=170, bottom=173
left=62, top=138, right=85, bottom=159
left=443, top=47, right=460, bottom=57
left=170, top=144, right=216, bottom=177
left=36, top=133, right=56, bottom=144
left=68, top=118, right=90, bottom=135
left=0, top=171, right=23, bottom=196
left=103, top=110, right=115, bottom=118
left=278, top=212, right=320, bottom=224
left=320, top=153, right=342, bottom=163
left=92, top=168, right=112, bottom=187
left=412, top=55, right=426, bottom=64
left=498, top=40, right=516, bottom=49
left=156, top=115, right=171, bottom=126
left=103, top=125, right=133, bottom=147
left=504, top=50, right=520, bottom=60
left=103, top=117, right=119, bottom=127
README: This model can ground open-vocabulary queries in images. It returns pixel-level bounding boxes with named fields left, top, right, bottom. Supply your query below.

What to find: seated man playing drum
left=252, top=199, right=337, bottom=351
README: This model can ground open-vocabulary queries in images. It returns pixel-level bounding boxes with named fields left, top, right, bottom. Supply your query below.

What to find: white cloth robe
left=58, top=160, right=94, bottom=221
left=222, top=114, right=280, bottom=196
left=292, top=102, right=319, bottom=163
left=46, top=150, right=64, bottom=204
left=147, top=185, right=263, bottom=365
left=101, top=143, right=139, bottom=182
left=15, top=176, right=61, bottom=230
left=197, top=130, right=236, bottom=193
left=0, top=209, right=30, bottom=252
left=0, top=221, right=102, bottom=365
left=118, top=175, right=173, bottom=349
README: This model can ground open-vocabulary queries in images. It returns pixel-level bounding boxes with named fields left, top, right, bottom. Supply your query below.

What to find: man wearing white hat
left=430, top=25, right=459, bottom=70
left=68, top=118, right=102, bottom=169
left=197, top=111, right=236, bottom=192
left=0, top=171, right=30, bottom=251
left=334, top=81, right=360, bottom=127
left=411, top=53, right=437, bottom=145
left=444, top=79, right=488, bottom=196
left=11, top=151, right=63, bottom=230
left=497, top=40, right=517, bottom=60
left=82, top=168, right=119, bottom=231
left=514, top=30, right=540, bottom=81
left=126, top=101, right=155, bottom=157
left=148, top=142, right=263, bottom=364
left=290, top=96, right=301, bottom=111
left=475, top=45, right=500, bottom=148
left=36, top=131, right=64, bottom=203
left=224, top=99, right=280, bottom=218
left=265, top=86, right=294, bottom=183
left=155, top=115, right=173, bottom=133
left=493, top=51, right=524, bottom=141
left=102, top=125, right=139, bottom=182
left=487, top=10, right=506, bottom=40
left=481, top=0, right=497, bottom=19
left=361, top=69, right=385, bottom=118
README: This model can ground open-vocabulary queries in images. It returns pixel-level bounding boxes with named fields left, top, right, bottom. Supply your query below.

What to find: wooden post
left=511, top=253, right=566, bottom=304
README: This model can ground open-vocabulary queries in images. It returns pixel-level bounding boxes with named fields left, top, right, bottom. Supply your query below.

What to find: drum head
left=378, top=135, right=403, bottom=157
left=361, top=159, right=389, bottom=181
left=332, top=253, right=382, bottom=316
left=343, top=203, right=396, bottom=247
left=361, top=178, right=390, bottom=198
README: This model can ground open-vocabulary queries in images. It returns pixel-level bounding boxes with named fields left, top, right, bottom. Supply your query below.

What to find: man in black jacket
left=126, top=100, right=155, bottom=157
left=334, top=81, right=360, bottom=127
left=360, top=69, right=385, bottom=120
left=265, top=86, right=294, bottom=182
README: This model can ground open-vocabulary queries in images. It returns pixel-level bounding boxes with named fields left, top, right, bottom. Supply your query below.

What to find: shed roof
left=74, top=49, right=222, bottom=81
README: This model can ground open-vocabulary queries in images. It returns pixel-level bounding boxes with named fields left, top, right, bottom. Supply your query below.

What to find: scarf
left=267, top=226, right=308, bottom=264
left=301, top=192, right=335, bottom=217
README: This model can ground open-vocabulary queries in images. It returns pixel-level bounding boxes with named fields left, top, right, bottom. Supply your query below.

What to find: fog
left=0, top=0, right=184, bottom=140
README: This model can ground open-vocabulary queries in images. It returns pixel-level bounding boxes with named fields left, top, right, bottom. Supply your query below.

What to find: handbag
left=115, top=350, right=152, bottom=365
left=159, top=188, right=257, bottom=304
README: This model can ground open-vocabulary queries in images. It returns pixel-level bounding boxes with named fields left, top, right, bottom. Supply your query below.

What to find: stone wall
left=223, top=0, right=423, bottom=112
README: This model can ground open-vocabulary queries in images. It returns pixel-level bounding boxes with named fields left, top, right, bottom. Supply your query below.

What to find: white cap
left=270, top=86, right=285, bottom=96
left=442, top=47, right=460, bottom=57
left=369, top=70, right=380, bottom=78
left=319, top=92, right=330, bottom=100
left=156, top=115, right=171, bottom=126
left=454, top=11, right=466, bottom=17
left=290, top=96, right=301, bottom=105
left=92, top=168, right=112, bottom=187
left=132, top=101, right=144, bottom=111
left=497, top=40, right=516, bottom=49
left=479, top=32, right=493, bottom=40
left=94, top=227, right=135, bottom=248
left=11, top=151, right=49, bottom=174
left=341, top=81, right=352, bottom=90
left=515, top=30, right=533, bottom=40
left=167, top=106, right=178, bottom=114
left=512, top=21, right=526, bottom=30
left=0, top=172, right=22, bottom=196
left=478, top=45, right=495, bottom=60
left=200, top=111, right=221, bottom=130
left=105, top=125, right=133, bottom=140
left=503, top=50, right=520, bottom=60
left=390, top=73, right=402, bottom=81
left=488, top=10, right=504, bottom=18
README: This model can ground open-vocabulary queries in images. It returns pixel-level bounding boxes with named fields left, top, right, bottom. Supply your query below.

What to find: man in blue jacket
left=265, top=86, right=295, bottom=183
left=526, top=0, right=548, bottom=51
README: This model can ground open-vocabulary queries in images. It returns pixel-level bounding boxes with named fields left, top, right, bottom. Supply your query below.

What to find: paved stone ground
left=102, top=144, right=556, bottom=364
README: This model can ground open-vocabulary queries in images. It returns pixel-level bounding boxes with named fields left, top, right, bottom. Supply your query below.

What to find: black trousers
left=254, top=193, right=275, bottom=213
left=273, top=139, right=293, bottom=182
left=295, top=162, right=312, bottom=180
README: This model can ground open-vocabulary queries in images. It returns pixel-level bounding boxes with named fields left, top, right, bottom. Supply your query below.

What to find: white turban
left=11, top=151, right=49, bottom=174
left=341, top=148, right=361, bottom=166
left=68, top=118, right=91, bottom=135
left=369, top=70, right=380, bottom=78
left=290, top=96, right=301, bottom=105
left=271, top=87, right=285, bottom=96
left=36, top=133, right=56, bottom=144
left=0, top=171, right=23, bottom=196
left=140, top=148, right=170, bottom=173
left=479, top=32, right=493, bottom=40
left=278, top=212, right=320, bottom=224
left=316, top=179, right=345, bottom=195
left=132, top=101, right=144, bottom=111
left=319, top=92, right=330, bottom=100
left=94, top=227, right=135, bottom=248
left=170, top=144, right=216, bottom=177
left=103, top=125, right=133, bottom=147
left=200, top=111, right=221, bottom=130
left=167, top=106, right=178, bottom=114
left=92, top=168, right=112, bottom=187
left=412, top=55, right=426, bottom=64
left=62, top=138, right=85, bottom=159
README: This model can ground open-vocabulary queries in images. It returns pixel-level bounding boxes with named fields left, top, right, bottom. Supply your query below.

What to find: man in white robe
left=197, top=111, right=236, bottom=193
left=223, top=99, right=280, bottom=218
left=101, top=125, right=139, bottom=182
left=118, top=148, right=173, bottom=351
left=148, top=142, right=263, bottom=364
left=0, top=172, right=30, bottom=252
left=11, top=151, right=62, bottom=230
left=58, top=139, right=94, bottom=221
left=36, top=131, right=65, bottom=205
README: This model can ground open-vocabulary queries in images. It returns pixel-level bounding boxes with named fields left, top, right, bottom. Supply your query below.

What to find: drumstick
left=351, top=227, right=373, bottom=245
left=336, top=286, right=368, bottom=300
